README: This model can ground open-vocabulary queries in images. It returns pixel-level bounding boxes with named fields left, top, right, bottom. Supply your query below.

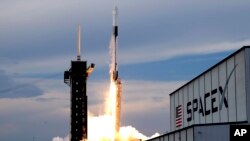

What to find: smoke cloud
left=52, top=113, right=159, bottom=141
left=52, top=135, right=69, bottom=141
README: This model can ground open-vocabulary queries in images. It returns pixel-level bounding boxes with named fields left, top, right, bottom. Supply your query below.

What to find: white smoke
left=52, top=135, right=69, bottom=141
left=52, top=114, right=160, bottom=141
left=119, top=126, right=156, bottom=141
left=149, top=133, right=160, bottom=139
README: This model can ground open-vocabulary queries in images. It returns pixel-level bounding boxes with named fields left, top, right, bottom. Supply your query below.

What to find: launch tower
left=64, top=25, right=94, bottom=141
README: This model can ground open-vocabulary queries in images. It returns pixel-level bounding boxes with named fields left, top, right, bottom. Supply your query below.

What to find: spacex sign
left=174, top=83, right=230, bottom=128
left=185, top=64, right=236, bottom=123
left=185, top=85, right=228, bottom=123
left=170, top=49, right=248, bottom=131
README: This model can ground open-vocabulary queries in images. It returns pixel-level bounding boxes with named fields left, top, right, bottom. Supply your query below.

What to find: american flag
left=176, top=105, right=182, bottom=127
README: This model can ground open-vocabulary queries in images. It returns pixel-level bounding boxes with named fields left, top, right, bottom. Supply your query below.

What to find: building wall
left=194, top=125, right=229, bottom=141
left=148, top=124, right=231, bottom=141
left=148, top=127, right=194, bottom=141
left=170, top=47, right=248, bottom=131
left=245, top=48, right=250, bottom=124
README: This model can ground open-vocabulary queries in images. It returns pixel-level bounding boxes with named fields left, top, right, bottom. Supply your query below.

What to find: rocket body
left=110, top=6, right=122, bottom=135
left=112, top=6, right=119, bottom=81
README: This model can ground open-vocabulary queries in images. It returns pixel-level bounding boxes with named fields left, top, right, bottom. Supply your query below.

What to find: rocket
left=110, top=6, right=122, bottom=134
left=112, top=6, right=119, bottom=81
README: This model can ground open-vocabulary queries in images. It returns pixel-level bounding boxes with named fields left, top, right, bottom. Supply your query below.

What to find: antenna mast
left=77, top=25, right=81, bottom=60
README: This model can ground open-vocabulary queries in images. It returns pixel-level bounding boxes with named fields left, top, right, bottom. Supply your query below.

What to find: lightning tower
left=64, top=25, right=94, bottom=141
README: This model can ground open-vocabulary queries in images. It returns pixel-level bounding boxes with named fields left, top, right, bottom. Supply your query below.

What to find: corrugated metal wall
left=148, top=127, right=194, bottom=141
left=244, top=48, right=250, bottom=123
left=170, top=48, right=247, bottom=131
left=194, top=125, right=229, bottom=141
left=148, top=124, right=230, bottom=141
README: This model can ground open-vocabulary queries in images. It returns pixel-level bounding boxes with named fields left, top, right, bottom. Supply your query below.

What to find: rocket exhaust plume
left=109, top=5, right=122, bottom=135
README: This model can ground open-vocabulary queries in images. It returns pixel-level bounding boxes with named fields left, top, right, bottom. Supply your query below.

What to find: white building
left=148, top=46, right=250, bottom=141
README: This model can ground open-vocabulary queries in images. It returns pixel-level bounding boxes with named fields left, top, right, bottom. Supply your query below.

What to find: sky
left=1, top=0, right=250, bottom=140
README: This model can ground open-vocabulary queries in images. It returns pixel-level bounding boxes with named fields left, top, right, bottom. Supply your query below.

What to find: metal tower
left=64, top=25, right=94, bottom=141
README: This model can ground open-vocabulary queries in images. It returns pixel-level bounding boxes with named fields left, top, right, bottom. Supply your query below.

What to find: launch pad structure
left=64, top=25, right=94, bottom=141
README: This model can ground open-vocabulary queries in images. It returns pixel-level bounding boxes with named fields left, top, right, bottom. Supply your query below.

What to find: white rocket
left=112, top=6, right=119, bottom=81
left=111, top=6, right=122, bottom=134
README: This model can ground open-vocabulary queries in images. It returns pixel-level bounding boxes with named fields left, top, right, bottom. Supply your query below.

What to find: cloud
left=52, top=135, right=69, bottom=141
left=0, top=70, right=43, bottom=98
left=119, top=39, right=250, bottom=65
left=121, top=80, right=185, bottom=115
left=0, top=88, right=70, bottom=141
left=1, top=0, right=250, bottom=78
left=3, top=39, right=249, bottom=77
left=0, top=123, right=19, bottom=136
left=35, top=97, right=59, bottom=102
left=119, top=80, right=185, bottom=135
left=2, top=0, right=249, bottom=56
left=2, top=52, right=108, bottom=75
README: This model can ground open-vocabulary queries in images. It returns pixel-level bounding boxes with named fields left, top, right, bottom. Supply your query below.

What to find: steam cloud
left=52, top=113, right=159, bottom=141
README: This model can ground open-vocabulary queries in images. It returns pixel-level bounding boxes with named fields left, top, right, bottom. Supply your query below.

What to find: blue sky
left=1, top=0, right=250, bottom=140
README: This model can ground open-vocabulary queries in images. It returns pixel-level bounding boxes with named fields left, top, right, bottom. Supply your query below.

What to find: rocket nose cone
left=113, top=6, right=118, bottom=15
left=112, top=6, right=118, bottom=26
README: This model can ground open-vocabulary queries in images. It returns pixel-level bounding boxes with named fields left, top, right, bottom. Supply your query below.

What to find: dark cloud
left=0, top=70, right=43, bottom=98
left=1, top=0, right=250, bottom=63
left=35, top=97, right=59, bottom=102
